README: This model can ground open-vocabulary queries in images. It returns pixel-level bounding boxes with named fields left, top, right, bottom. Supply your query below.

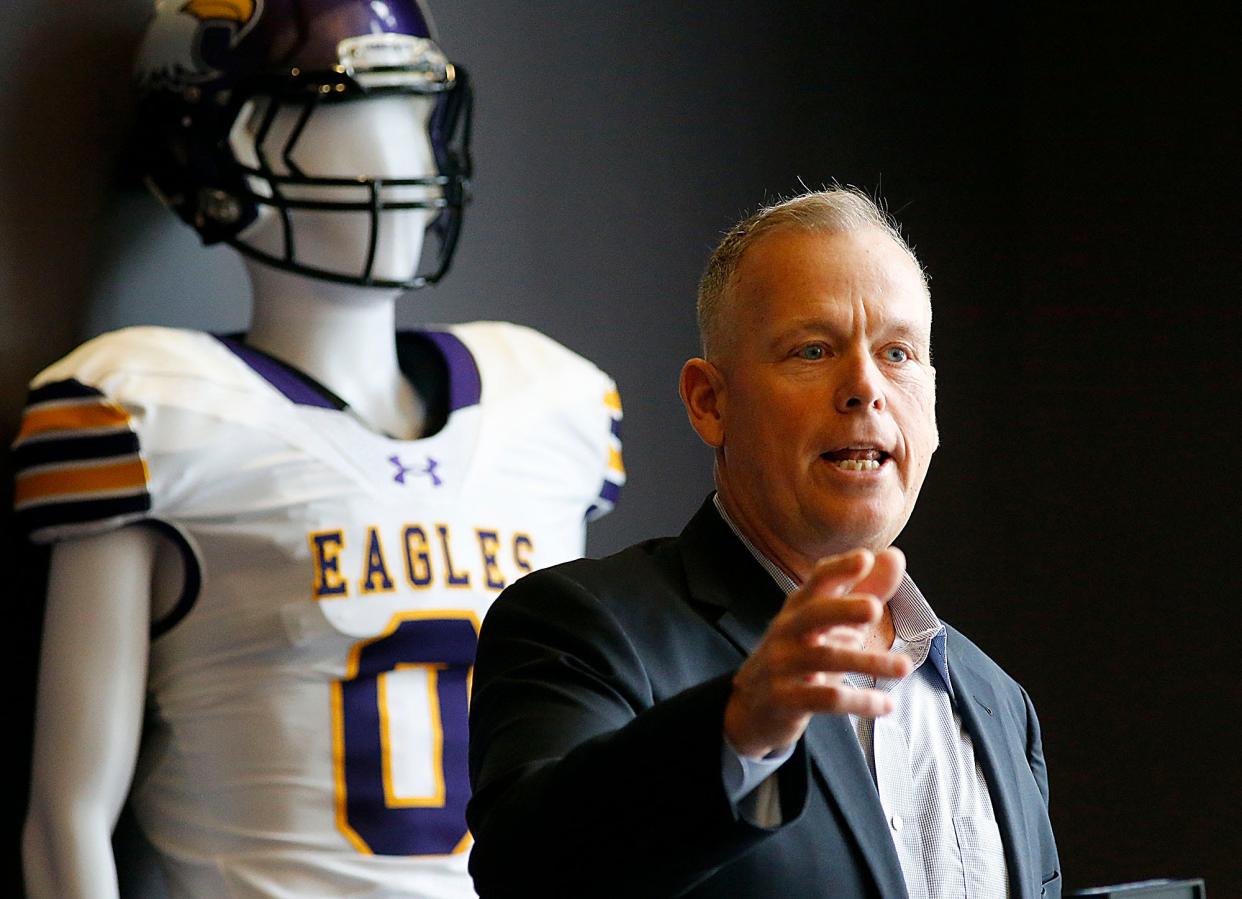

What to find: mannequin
left=18, top=4, right=623, bottom=897
left=234, top=92, right=439, bottom=439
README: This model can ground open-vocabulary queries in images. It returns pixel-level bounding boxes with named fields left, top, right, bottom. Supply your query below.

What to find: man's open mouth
left=821, top=448, right=891, bottom=472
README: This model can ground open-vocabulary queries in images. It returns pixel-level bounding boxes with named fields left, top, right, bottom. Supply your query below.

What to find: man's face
left=703, top=226, right=938, bottom=565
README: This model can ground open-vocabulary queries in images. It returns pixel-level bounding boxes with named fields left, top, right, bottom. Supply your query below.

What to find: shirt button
left=890, top=815, right=904, bottom=832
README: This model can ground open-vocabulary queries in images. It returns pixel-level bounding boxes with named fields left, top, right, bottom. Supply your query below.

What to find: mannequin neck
left=243, top=261, right=426, bottom=439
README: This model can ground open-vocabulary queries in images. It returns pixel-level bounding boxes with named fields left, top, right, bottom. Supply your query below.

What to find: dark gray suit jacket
left=467, top=498, right=1060, bottom=898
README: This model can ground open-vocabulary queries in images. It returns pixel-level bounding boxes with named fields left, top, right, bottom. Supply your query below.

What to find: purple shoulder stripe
left=423, top=330, right=482, bottom=411
left=215, top=336, right=342, bottom=410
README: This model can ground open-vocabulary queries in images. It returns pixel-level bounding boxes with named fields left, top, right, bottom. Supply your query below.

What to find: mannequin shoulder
left=439, top=321, right=617, bottom=399
left=437, top=323, right=624, bottom=512
left=31, top=326, right=240, bottom=392
left=14, top=327, right=256, bottom=543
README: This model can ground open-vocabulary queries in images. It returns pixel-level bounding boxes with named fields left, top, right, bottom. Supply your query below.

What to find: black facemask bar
left=225, top=66, right=472, bottom=289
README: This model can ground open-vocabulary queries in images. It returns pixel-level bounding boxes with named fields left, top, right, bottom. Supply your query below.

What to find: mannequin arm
left=22, top=527, right=161, bottom=899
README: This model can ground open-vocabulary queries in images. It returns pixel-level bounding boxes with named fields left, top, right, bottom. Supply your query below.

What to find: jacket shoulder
left=517, top=536, right=686, bottom=608
left=943, top=622, right=1034, bottom=712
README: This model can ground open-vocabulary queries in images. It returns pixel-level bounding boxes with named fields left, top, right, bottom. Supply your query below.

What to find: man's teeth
left=832, top=458, right=881, bottom=471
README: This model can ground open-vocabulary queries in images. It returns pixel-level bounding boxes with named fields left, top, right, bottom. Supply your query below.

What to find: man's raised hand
left=723, top=548, right=913, bottom=760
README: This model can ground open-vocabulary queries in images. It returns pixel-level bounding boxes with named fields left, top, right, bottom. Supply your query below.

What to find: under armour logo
left=389, top=454, right=442, bottom=487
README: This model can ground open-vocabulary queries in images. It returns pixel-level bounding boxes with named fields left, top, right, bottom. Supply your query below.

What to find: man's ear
left=679, top=358, right=726, bottom=449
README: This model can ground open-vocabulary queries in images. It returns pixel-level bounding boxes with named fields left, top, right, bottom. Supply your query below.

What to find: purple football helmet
left=133, top=0, right=472, bottom=289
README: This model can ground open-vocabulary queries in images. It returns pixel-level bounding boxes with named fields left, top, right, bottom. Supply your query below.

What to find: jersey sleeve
left=447, top=321, right=626, bottom=522
left=11, top=377, right=151, bottom=543
left=9, top=326, right=231, bottom=544
left=586, top=380, right=625, bottom=522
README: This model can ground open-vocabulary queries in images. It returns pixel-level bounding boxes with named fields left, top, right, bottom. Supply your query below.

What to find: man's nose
left=833, top=353, right=886, bottom=413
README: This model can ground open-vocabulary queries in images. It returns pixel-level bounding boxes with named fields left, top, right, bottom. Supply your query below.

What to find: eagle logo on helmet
left=135, top=0, right=265, bottom=89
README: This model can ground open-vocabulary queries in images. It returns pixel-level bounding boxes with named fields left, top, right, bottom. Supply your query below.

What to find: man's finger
left=781, top=643, right=913, bottom=680
left=851, top=546, right=906, bottom=605
left=778, top=594, right=882, bottom=637
left=774, top=682, right=897, bottom=718
left=787, top=549, right=875, bottom=606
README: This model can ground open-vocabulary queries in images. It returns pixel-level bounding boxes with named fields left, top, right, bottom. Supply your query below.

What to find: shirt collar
left=712, top=493, right=952, bottom=694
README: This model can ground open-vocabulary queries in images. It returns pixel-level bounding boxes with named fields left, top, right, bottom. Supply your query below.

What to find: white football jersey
left=14, top=323, right=624, bottom=898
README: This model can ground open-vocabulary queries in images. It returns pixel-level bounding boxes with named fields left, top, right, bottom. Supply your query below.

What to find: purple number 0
left=333, top=612, right=479, bottom=856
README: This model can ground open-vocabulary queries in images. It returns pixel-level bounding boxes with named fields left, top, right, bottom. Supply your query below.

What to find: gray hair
left=696, top=187, right=926, bottom=359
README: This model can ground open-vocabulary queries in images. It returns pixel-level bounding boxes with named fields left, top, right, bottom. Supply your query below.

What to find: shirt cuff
left=721, top=738, right=796, bottom=804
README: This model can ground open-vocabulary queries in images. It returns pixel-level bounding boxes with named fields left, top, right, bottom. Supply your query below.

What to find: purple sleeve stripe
left=422, top=330, right=482, bottom=411
left=598, top=480, right=622, bottom=505
left=214, top=336, right=343, bottom=410
left=27, top=379, right=102, bottom=405
left=12, top=431, right=140, bottom=472
left=17, top=492, right=151, bottom=537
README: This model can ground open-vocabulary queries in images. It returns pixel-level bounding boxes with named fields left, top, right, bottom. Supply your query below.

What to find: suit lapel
left=677, top=498, right=908, bottom=898
left=677, top=497, right=785, bottom=655
left=949, top=639, right=1034, bottom=899
left=802, top=715, right=910, bottom=898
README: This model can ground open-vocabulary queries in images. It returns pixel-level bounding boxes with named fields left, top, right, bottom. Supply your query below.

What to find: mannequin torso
left=20, top=91, right=624, bottom=898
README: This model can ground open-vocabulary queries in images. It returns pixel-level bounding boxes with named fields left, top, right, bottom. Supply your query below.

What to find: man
left=467, top=189, right=1059, bottom=898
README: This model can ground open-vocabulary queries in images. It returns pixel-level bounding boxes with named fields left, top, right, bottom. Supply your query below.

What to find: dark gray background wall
left=6, top=1, right=1238, bottom=895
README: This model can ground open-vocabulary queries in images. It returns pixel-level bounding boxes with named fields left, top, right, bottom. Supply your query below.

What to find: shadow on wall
left=1, top=5, right=154, bottom=897
left=0, top=7, right=151, bottom=428
left=84, top=189, right=251, bottom=338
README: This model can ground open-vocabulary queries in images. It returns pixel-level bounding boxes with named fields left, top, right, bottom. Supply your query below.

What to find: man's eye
left=882, top=346, right=909, bottom=363
left=797, top=345, right=826, bottom=360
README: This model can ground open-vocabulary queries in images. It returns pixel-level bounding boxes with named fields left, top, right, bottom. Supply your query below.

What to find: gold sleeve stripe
left=15, top=457, right=149, bottom=507
left=607, top=446, right=625, bottom=475
left=183, top=0, right=255, bottom=24
left=603, top=388, right=622, bottom=414
left=15, top=401, right=131, bottom=443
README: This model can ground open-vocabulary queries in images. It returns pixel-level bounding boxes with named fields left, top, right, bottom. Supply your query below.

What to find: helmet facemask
left=137, top=22, right=472, bottom=289
left=230, top=92, right=439, bottom=286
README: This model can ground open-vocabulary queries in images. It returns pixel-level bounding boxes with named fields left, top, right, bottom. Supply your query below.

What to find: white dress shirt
left=714, top=496, right=1009, bottom=898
